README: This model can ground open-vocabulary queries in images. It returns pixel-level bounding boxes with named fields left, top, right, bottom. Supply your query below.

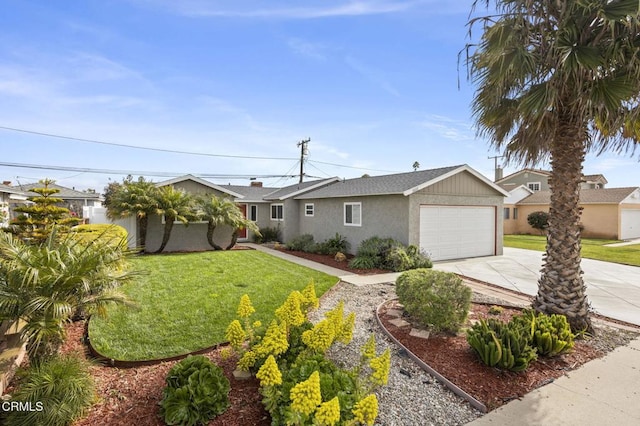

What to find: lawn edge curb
left=375, top=299, right=488, bottom=414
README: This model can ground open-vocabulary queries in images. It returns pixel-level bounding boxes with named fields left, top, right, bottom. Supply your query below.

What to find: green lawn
left=88, top=250, right=338, bottom=361
left=504, top=235, right=640, bottom=266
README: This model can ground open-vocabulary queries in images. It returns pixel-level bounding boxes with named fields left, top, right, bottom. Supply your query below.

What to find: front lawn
left=88, top=250, right=338, bottom=361
left=504, top=235, right=640, bottom=266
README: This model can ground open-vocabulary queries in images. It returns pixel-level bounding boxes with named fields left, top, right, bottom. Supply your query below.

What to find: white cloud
left=344, top=56, right=400, bottom=97
left=141, top=0, right=427, bottom=19
left=286, top=38, right=327, bottom=61
left=417, top=114, right=474, bottom=142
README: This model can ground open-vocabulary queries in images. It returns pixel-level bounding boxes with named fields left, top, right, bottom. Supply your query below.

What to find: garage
left=419, top=205, right=496, bottom=261
left=621, top=209, right=640, bottom=240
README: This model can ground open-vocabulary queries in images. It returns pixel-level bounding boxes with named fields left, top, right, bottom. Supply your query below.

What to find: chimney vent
left=250, top=181, right=263, bottom=187
left=495, top=167, right=504, bottom=182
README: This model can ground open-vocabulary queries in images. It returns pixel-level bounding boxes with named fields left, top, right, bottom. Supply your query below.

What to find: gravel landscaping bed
left=309, top=281, right=483, bottom=426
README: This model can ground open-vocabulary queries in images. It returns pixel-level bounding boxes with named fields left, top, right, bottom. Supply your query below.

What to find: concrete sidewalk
left=468, top=337, right=640, bottom=425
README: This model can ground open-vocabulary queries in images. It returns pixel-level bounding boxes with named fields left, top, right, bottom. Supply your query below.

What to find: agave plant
left=0, top=229, right=139, bottom=364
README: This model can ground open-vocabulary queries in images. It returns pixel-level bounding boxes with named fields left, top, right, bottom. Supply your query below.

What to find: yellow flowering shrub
left=290, top=371, right=322, bottom=416
left=256, top=355, right=282, bottom=387
left=369, top=349, right=391, bottom=386
left=300, top=280, right=319, bottom=312
left=237, top=349, right=258, bottom=371
left=315, top=396, right=341, bottom=426
left=237, top=294, right=256, bottom=319
left=336, top=312, right=355, bottom=344
left=275, top=291, right=306, bottom=327
left=255, top=320, right=289, bottom=358
left=225, top=320, right=246, bottom=352
left=301, top=319, right=336, bottom=353
left=352, top=394, right=379, bottom=426
left=361, top=335, right=377, bottom=361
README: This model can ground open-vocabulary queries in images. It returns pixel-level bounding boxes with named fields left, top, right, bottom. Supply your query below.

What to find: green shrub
left=71, top=224, right=129, bottom=249
left=4, top=355, right=96, bottom=426
left=354, top=236, right=400, bottom=267
left=160, top=355, right=230, bottom=426
left=386, top=245, right=433, bottom=272
left=286, top=234, right=316, bottom=252
left=467, top=318, right=538, bottom=372
left=255, top=226, right=281, bottom=243
left=396, top=269, right=471, bottom=333
left=527, top=211, right=549, bottom=233
left=348, top=255, right=378, bottom=270
left=315, top=233, right=349, bottom=256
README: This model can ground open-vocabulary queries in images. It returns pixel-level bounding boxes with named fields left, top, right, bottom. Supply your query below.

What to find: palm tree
left=468, top=0, right=640, bottom=332
left=154, top=186, right=195, bottom=253
left=197, top=195, right=260, bottom=250
left=105, top=176, right=159, bottom=252
left=0, top=230, right=137, bottom=364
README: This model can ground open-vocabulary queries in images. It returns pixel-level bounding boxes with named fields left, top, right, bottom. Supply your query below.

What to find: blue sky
left=1, top=0, right=638, bottom=192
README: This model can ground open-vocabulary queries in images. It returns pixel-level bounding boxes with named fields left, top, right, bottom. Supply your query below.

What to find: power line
left=1, top=125, right=405, bottom=174
left=0, top=161, right=298, bottom=180
left=0, top=125, right=297, bottom=161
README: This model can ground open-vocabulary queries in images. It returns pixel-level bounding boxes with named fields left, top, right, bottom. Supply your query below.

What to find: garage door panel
left=419, top=206, right=495, bottom=261
left=621, top=210, right=640, bottom=240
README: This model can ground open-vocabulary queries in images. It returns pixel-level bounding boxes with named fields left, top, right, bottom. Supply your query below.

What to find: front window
left=270, top=204, right=283, bottom=221
left=305, top=203, right=314, bottom=217
left=503, top=207, right=510, bottom=220
left=344, top=202, right=361, bottom=226
left=249, top=205, right=258, bottom=221
left=513, top=208, right=519, bottom=220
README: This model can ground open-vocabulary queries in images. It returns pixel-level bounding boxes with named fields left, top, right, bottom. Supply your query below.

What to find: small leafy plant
left=4, top=355, right=96, bottom=426
left=159, top=355, right=230, bottom=426
left=396, top=269, right=471, bottom=333
left=350, top=236, right=432, bottom=271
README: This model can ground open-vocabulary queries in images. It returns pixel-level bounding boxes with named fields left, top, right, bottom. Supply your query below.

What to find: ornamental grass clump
left=225, top=281, right=391, bottom=425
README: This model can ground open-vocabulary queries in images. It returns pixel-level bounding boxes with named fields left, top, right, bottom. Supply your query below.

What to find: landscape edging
left=375, top=299, right=488, bottom=413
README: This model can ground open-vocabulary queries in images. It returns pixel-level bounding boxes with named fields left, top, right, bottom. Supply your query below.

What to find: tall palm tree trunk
left=533, top=112, right=593, bottom=333
left=156, top=218, right=174, bottom=253
left=225, top=230, right=238, bottom=250
left=206, top=220, right=223, bottom=251
left=138, top=216, right=148, bottom=252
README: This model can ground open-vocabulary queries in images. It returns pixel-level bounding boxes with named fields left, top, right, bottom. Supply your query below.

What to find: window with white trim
left=270, top=204, right=284, bottom=221
left=527, top=182, right=541, bottom=191
left=249, top=205, right=258, bottom=221
left=344, top=202, right=361, bottom=226
left=305, top=203, right=314, bottom=217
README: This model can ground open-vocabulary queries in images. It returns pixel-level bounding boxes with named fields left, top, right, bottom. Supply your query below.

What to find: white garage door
left=621, top=210, right=640, bottom=240
left=419, top=206, right=495, bottom=261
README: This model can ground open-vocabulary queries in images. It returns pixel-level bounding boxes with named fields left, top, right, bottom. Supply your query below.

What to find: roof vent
left=250, top=181, right=263, bottom=187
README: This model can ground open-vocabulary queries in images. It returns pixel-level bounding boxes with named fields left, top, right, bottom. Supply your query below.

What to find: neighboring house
left=509, top=187, right=640, bottom=240
left=87, top=165, right=508, bottom=261
left=497, top=168, right=608, bottom=192
left=18, top=182, right=102, bottom=218
left=0, top=183, right=29, bottom=227
left=498, top=168, right=640, bottom=240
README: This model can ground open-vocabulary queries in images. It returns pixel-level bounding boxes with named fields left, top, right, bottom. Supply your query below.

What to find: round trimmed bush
left=395, top=269, right=471, bottom=334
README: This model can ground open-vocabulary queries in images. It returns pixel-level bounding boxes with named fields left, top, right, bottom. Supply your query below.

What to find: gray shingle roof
left=517, top=187, right=639, bottom=205
left=263, top=178, right=340, bottom=201
left=221, top=184, right=279, bottom=202
left=19, top=183, right=100, bottom=200
left=295, top=165, right=464, bottom=199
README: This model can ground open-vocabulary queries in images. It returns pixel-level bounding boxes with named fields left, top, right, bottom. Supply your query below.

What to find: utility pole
left=488, top=154, right=505, bottom=182
left=297, top=138, right=310, bottom=183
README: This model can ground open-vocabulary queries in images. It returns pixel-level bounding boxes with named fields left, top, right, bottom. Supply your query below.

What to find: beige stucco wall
left=508, top=203, right=629, bottom=239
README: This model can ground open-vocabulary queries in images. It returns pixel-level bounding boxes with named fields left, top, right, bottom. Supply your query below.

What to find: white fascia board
left=156, top=174, right=245, bottom=199
left=403, top=165, right=510, bottom=197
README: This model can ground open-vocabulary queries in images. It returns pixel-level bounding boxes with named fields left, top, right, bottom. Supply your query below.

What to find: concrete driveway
left=434, top=247, right=640, bottom=326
